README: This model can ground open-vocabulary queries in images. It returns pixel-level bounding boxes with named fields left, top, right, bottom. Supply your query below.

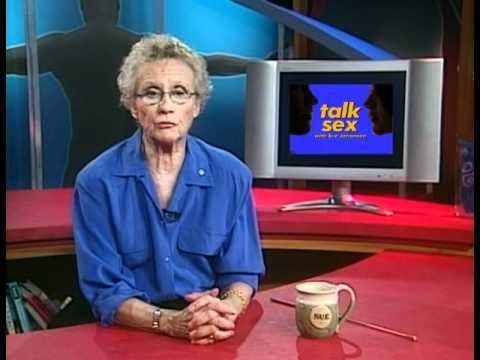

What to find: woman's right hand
left=185, top=293, right=238, bottom=345
left=159, top=308, right=193, bottom=339
left=161, top=299, right=235, bottom=344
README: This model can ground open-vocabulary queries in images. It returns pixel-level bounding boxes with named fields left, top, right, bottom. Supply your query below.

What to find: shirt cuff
left=216, top=274, right=259, bottom=294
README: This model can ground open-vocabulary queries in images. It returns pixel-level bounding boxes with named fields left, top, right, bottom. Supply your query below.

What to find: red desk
left=6, top=251, right=474, bottom=359
left=6, top=188, right=473, bottom=259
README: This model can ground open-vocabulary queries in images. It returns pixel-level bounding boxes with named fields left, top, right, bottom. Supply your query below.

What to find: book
left=6, top=289, right=21, bottom=333
left=6, top=295, right=17, bottom=334
left=22, top=280, right=61, bottom=315
left=19, top=286, right=53, bottom=324
left=6, top=282, right=33, bottom=333
left=23, top=303, right=48, bottom=330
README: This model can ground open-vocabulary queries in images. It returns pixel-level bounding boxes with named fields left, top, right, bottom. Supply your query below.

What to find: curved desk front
left=6, top=188, right=473, bottom=259
left=7, top=251, right=474, bottom=359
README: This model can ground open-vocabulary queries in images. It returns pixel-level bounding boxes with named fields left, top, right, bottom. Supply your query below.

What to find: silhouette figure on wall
left=6, top=0, right=251, bottom=186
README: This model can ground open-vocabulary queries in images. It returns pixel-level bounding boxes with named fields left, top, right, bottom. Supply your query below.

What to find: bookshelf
left=6, top=255, right=93, bottom=333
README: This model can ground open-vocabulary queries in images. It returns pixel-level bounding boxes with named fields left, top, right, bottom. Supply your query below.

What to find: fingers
left=188, top=308, right=235, bottom=331
left=184, top=288, right=219, bottom=302
left=187, top=295, right=236, bottom=317
left=189, top=323, right=235, bottom=345
left=210, top=314, right=236, bottom=330
left=182, top=293, right=239, bottom=345
left=190, top=337, right=215, bottom=345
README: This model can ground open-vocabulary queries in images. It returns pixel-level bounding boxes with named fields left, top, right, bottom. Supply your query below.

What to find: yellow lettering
left=320, top=104, right=329, bottom=118
left=328, top=107, right=342, bottom=118
left=345, top=120, right=357, bottom=131
left=332, top=120, right=344, bottom=131
left=319, top=102, right=360, bottom=119
left=322, top=120, right=332, bottom=131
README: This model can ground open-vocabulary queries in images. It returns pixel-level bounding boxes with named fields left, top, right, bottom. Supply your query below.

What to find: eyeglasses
left=136, top=89, right=198, bottom=106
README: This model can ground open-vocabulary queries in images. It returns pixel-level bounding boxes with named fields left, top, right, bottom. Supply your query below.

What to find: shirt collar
left=113, top=128, right=148, bottom=176
left=115, top=129, right=214, bottom=187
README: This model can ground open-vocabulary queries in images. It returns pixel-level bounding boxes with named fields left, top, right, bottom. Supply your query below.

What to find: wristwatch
left=152, top=308, right=162, bottom=331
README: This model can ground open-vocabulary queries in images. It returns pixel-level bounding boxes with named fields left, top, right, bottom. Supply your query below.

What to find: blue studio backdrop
left=6, top=0, right=276, bottom=189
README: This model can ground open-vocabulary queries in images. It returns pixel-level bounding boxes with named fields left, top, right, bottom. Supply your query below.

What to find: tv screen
left=245, top=59, right=443, bottom=186
left=278, top=71, right=406, bottom=169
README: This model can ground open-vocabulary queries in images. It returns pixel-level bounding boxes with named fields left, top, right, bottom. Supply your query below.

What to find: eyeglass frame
left=135, top=89, right=198, bottom=106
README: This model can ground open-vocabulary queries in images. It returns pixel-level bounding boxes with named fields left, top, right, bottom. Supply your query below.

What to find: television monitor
left=244, top=59, right=444, bottom=215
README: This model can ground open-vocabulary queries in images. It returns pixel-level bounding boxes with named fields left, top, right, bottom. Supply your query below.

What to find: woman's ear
left=129, top=103, right=138, bottom=119
left=193, top=100, right=201, bottom=118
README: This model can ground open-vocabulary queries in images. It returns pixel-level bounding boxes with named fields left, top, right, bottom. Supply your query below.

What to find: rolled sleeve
left=215, top=187, right=265, bottom=292
left=215, top=274, right=259, bottom=293
left=73, top=175, right=149, bottom=326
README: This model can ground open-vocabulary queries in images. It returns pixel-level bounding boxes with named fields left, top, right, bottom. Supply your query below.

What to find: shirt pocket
left=115, top=219, right=152, bottom=268
left=177, top=228, right=227, bottom=256
left=120, top=247, right=151, bottom=269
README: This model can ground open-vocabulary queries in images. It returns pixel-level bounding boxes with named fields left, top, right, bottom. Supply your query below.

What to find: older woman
left=73, top=34, right=265, bottom=345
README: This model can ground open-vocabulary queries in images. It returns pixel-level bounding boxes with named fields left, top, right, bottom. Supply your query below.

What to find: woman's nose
left=156, top=97, right=175, bottom=112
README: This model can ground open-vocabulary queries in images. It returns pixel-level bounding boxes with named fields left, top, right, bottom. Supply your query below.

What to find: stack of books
left=6, top=280, right=72, bottom=334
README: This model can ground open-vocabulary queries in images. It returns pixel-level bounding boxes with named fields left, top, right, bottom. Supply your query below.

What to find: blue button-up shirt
left=73, top=130, right=265, bottom=326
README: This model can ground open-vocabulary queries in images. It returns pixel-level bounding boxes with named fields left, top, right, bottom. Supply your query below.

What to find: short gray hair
left=117, top=34, right=212, bottom=111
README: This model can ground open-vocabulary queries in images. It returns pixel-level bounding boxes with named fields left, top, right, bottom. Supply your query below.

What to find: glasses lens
left=142, top=90, right=162, bottom=105
left=139, top=89, right=194, bottom=105
left=171, top=90, right=189, bottom=104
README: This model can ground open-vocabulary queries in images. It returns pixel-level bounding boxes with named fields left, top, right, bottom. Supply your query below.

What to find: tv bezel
left=244, top=59, right=443, bottom=183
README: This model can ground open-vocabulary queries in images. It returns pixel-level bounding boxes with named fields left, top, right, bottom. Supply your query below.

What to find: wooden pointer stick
left=270, top=296, right=418, bottom=342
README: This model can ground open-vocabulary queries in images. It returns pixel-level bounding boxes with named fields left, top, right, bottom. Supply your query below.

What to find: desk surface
left=6, top=251, right=473, bottom=360
left=6, top=188, right=473, bottom=258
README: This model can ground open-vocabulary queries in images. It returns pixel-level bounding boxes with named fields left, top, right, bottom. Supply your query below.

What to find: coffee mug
left=295, top=281, right=356, bottom=338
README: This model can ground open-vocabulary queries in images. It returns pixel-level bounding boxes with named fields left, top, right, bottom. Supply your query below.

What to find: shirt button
left=198, top=169, right=205, bottom=176
left=164, top=257, right=170, bottom=262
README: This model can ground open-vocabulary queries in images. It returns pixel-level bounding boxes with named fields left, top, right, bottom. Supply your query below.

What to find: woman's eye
left=172, top=90, right=187, bottom=96
left=145, top=91, right=161, bottom=98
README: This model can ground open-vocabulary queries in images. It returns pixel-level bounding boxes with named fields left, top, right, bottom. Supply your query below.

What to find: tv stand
left=279, top=181, right=393, bottom=216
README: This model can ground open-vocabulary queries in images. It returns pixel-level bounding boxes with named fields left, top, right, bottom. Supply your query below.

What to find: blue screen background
left=290, top=84, right=393, bottom=155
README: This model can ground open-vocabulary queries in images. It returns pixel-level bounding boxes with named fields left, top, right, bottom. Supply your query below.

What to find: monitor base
left=278, top=181, right=393, bottom=216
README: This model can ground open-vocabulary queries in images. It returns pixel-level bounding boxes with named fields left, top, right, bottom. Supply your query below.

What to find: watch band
left=152, top=308, right=162, bottom=331
left=220, top=289, right=247, bottom=314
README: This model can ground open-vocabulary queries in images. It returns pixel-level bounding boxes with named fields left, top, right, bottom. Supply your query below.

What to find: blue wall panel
left=165, top=0, right=277, bottom=159
left=6, top=0, right=276, bottom=188
left=6, top=0, right=158, bottom=188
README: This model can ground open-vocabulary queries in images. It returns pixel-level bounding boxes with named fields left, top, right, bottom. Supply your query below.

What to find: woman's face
left=364, top=86, right=392, bottom=135
left=290, top=85, right=318, bottom=135
left=130, top=59, right=200, bottom=146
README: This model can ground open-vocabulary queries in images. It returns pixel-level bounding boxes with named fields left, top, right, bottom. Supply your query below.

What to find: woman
left=73, top=34, right=265, bottom=345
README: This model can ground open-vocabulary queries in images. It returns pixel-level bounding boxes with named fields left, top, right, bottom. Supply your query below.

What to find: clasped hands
left=164, top=288, right=240, bottom=345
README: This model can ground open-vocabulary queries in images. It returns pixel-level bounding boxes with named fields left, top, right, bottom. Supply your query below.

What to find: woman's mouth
left=154, top=122, right=176, bottom=129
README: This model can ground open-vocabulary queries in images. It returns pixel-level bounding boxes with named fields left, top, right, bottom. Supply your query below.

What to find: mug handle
left=336, top=283, right=356, bottom=331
